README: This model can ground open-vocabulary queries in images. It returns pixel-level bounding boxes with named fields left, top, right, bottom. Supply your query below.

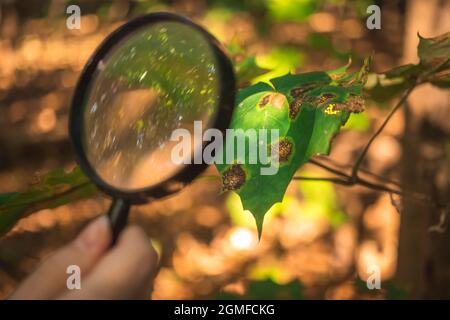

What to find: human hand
left=9, top=216, right=158, bottom=300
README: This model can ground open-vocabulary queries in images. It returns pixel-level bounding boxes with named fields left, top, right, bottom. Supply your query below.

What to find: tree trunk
left=395, top=0, right=450, bottom=299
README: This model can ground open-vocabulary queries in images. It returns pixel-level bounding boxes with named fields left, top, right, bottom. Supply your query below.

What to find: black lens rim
left=69, top=12, right=235, bottom=203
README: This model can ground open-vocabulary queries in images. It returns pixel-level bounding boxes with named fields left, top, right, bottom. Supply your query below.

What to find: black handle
left=107, top=198, right=131, bottom=245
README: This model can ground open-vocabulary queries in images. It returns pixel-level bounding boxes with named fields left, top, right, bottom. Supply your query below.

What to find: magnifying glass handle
left=107, top=198, right=131, bottom=245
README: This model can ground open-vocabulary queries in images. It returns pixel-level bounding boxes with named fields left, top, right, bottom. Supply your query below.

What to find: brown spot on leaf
left=334, top=94, right=365, bottom=113
left=290, top=84, right=315, bottom=98
left=271, top=93, right=287, bottom=110
left=222, top=164, right=246, bottom=191
left=259, top=93, right=287, bottom=110
left=315, top=93, right=336, bottom=105
left=323, top=93, right=336, bottom=99
left=259, top=94, right=271, bottom=108
left=289, top=98, right=302, bottom=119
left=271, top=138, right=293, bottom=163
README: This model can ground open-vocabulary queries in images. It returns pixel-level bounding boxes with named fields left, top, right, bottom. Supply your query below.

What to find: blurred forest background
left=0, top=0, right=449, bottom=299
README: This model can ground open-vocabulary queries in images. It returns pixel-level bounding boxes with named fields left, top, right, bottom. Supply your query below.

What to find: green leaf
left=253, top=47, right=304, bottom=84
left=216, top=61, right=369, bottom=237
left=236, top=82, right=274, bottom=105
left=226, top=40, right=271, bottom=87
left=0, top=167, right=97, bottom=236
left=365, top=74, right=410, bottom=103
left=235, top=56, right=271, bottom=87
left=421, top=33, right=450, bottom=88
left=0, top=193, right=19, bottom=205
left=417, top=32, right=450, bottom=71
left=343, top=112, right=371, bottom=132
left=370, top=32, right=450, bottom=96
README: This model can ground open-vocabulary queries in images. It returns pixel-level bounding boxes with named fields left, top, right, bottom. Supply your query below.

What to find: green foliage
left=227, top=41, right=270, bottom=87
left=216, top=279, right=303, bottom=300
left=366, top=32, right=450, bottom=102
left=253, top=47, right=304, bottom=84
left=343, top=112, right=371, bottom=132
left=0, top=167, right=96, bottom=236
left=266, top=0, right=316, bottom=22
left=0, top=32, right=448, bottom=239
left=216, top=59, right=370, bottom=237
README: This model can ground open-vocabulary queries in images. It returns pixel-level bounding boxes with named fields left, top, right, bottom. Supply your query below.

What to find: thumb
left=61, top=226, right=158, bottom=300
left=10, top=216, right=111, bottom=300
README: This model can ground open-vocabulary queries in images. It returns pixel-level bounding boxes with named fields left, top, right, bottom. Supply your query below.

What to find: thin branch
left=353, top=175, right=402, bottom=195
left=298, top=137, right=447, bottom=209
left=308, top=158, right=350, bottom=178
left=293, top=169, right=445, bottom=209
left=315, top=156, right=402, bottom=189
left=307, top=158, right=403, bottom=194
left=292, top=176, right=352, bottom=185
left=351, top=86, right=415, bottom=181
left=293, top=174, right=402, bottom=194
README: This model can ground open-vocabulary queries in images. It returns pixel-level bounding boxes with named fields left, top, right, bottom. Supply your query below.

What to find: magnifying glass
left=69, top=12, right=235, bottom=244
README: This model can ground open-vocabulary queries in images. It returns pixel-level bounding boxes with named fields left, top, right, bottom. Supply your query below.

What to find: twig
left=293, top=173, right=401, bottom=195
left=330, top=83, right=447, bottom=209
left=309, top=158, right=350, bottom=179
left=314, top=156, right=402, bottom=189
left=298, top=143, right=447, bottom=209
left=292, top=176, right=352, bottom=185
left=293, top=167, right=445, bottom=209
left=350, top=86, right=415, bottom=181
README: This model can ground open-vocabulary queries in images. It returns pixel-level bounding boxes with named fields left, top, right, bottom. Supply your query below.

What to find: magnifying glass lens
left=82, top=21, right=221, bottom=191
left=70, top=13, right=235, bottom=244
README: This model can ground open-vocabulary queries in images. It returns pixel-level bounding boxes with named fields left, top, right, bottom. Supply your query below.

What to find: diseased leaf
left=236, top=82, right=274, bottom=105
left=4, top=33, right=446, bottom=239
left=368, top=32, right=450, bottom=99
left=216, top=61, right=369, bottom=237
left=417, top=32, right=450, bottom=71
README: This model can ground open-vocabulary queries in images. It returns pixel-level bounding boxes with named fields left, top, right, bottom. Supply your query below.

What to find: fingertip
left=73, top=216, right=111, bottom=255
